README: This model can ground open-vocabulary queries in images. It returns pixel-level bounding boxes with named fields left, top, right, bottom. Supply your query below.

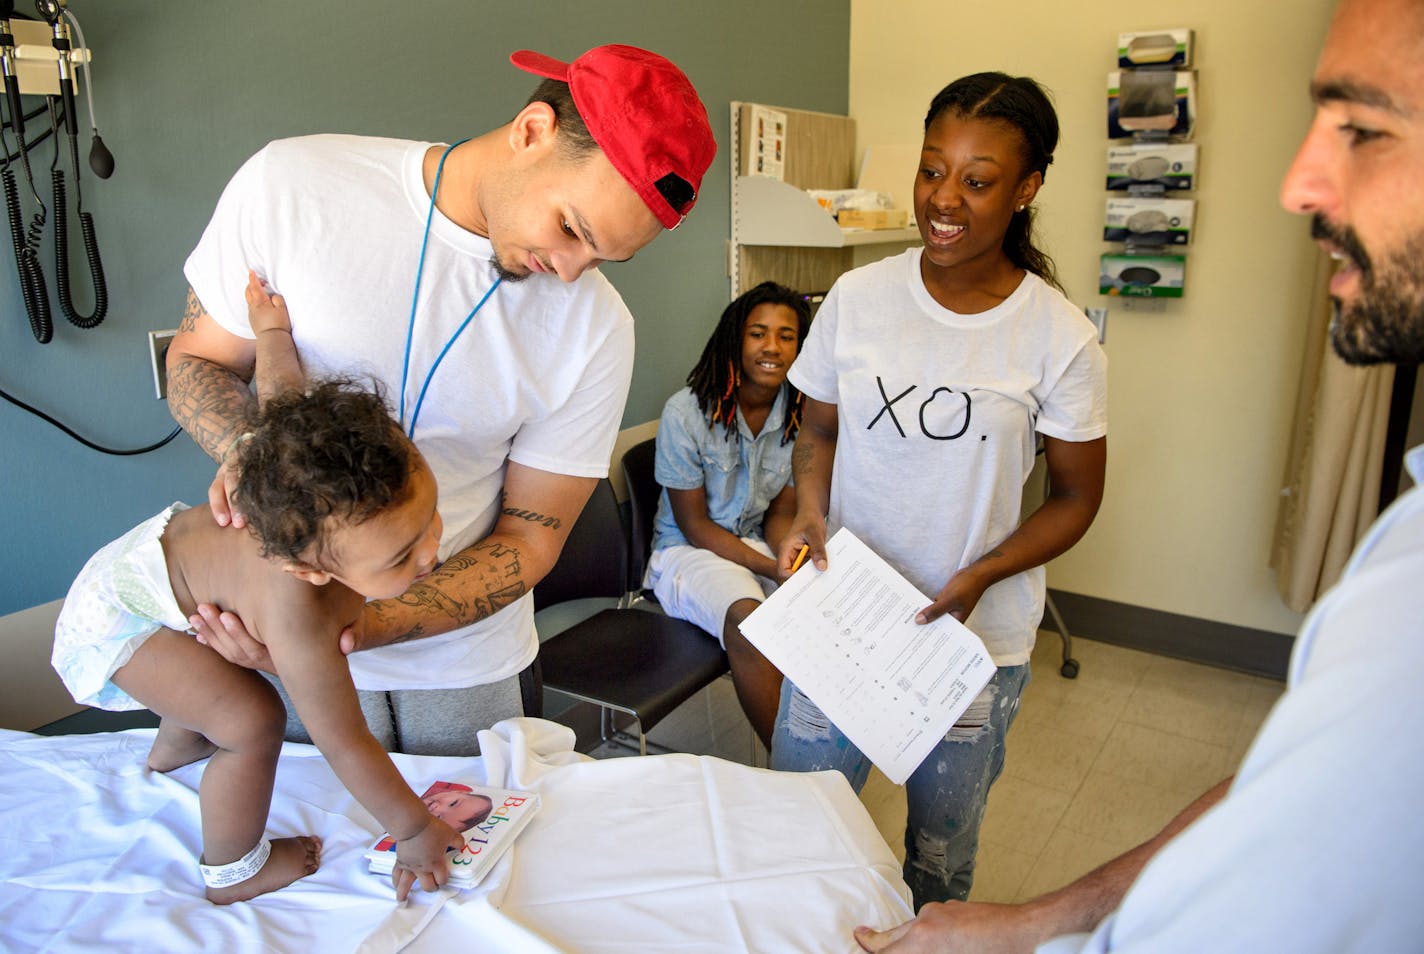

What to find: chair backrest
left=532, top=477, right=629, bottom=611
left=620, top=437, right=660, bottom=589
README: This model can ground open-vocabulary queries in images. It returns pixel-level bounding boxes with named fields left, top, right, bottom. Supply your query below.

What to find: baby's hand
left=244, top=269, right=291, bottom=337
left=391, top=815, right=464, bottom=902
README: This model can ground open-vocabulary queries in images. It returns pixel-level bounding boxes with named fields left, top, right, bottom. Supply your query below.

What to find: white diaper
left=52, top=503, right=192, bottom=711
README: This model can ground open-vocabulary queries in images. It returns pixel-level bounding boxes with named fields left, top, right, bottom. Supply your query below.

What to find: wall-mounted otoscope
left=35, top=0, right=105, bottom=330
left=0, top=7, right=177, bottom=454
left=0, top=0, right=51, bottom=342
left=35, top=0, right=106, bottom=176
left=0, top=4, right=23, bottom=137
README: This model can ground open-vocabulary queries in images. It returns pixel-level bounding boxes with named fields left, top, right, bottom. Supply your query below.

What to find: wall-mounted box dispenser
left=1106, top=142, right=1198, bottom=190
left=1117, top=29, right=1194, bottom=68
left=1100, top=253, right=1185, bottom=298
left=1108, top=71, right=1195, bottom=139
left=1104, top=197, right=1196, bottom=245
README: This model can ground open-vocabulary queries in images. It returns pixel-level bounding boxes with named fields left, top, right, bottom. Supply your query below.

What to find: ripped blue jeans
left=769, top=664, right=1028, bottom=907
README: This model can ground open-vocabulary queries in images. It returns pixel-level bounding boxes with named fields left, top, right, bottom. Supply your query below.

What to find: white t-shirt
left=1049, top=445, right=1424, bottom=952
left=789, top=250, right=1106, bottom=663
left=184, top=135, right=634, bottom=690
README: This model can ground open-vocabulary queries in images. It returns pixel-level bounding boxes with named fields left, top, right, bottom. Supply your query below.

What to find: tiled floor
left=571, top=630, right=1285, bottom=904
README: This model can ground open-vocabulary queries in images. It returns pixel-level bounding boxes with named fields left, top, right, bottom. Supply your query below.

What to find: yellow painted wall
left=848, top=0, right=1338, bottom=635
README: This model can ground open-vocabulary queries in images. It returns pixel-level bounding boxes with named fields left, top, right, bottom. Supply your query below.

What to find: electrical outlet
left=147, top=329, right=178, bottom=400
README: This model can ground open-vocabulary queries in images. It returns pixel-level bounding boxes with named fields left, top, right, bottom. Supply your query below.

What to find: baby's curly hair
left=233, top=379, right=415, bottom=566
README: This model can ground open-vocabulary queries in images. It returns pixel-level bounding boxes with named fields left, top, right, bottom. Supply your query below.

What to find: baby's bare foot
left=147, top=720, right=218, bottom=773
left=206, top=836, right=322, bottom=905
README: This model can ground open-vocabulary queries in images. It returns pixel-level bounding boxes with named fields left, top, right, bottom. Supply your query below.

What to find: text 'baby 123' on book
left=365, top=779, right=541, bottom=889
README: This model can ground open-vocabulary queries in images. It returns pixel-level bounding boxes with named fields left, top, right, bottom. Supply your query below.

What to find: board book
left=365, top=779, right=540, bottom=888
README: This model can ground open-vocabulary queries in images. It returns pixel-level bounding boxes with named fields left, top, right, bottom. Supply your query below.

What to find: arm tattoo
left=168, top=288, right=252, bottom=462
left=373, top=539, right=528, bottom=644
left=500, top=505, right=562, bottom=530
left=178, top=289, right=201, bottom=334
left=168, top=358, right=251, bottom=462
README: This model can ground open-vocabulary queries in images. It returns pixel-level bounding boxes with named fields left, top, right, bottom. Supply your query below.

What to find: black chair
left=619, top=436, right=665, bottom=604
left=1034, top=438, right=1080, bottom=679
left=532, top=478, right=627, bottom=613
left=624, top=437, right=760, bottom=757
left=535, top=467, right=730, bottom=755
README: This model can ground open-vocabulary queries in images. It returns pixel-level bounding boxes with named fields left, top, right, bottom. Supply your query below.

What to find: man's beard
left=1313, top=214, right=1424, bottom=366
left=490, top=254, right=532, bottom=284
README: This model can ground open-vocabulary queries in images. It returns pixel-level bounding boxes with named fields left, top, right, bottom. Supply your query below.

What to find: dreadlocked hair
left=232, top=378, right=416, bottom=566
left=925, top=71, right=1064, bottom=292
left=685, top=281, right=812, bottom=446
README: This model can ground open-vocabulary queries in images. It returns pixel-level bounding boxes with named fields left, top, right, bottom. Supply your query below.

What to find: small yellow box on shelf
left=837, top=208, right=909, bottom=230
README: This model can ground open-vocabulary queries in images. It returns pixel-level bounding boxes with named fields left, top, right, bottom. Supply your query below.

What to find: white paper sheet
left=740, top=528, right=995, bottom=784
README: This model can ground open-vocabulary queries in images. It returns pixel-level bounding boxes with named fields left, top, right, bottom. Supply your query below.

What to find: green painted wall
left=0, top=0, right=850, bottom=614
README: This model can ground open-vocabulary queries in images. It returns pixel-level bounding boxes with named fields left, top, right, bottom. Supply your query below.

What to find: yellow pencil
left=790, top=544, right=810, bottom=574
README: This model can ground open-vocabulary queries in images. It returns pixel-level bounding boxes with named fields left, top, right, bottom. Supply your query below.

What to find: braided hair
left=685, top=281, right=811, bottom=446
left=925, top=71, right=1063, bottom=291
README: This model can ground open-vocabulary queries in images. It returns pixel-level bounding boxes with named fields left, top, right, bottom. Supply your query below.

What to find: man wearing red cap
left=165, top=45, right=716, bottom=755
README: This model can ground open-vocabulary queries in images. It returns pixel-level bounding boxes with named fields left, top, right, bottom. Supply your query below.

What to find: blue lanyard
left=398, top=139, right=502, bottom=439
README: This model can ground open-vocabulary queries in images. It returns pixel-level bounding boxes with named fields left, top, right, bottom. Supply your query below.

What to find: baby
left=53, top=273, right=462, bottom=903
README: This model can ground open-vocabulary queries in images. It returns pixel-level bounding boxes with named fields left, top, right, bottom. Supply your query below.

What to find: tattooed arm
left=353, top=462, right=596, bottom=651
left=167, top=286, right=256, bottom=460
left=190, top=462, right=598, bottom=668
left=167, top=285, right=260, bottom=527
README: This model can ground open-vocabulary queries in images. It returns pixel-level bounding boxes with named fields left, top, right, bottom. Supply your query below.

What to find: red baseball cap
left=510, top=45, right=716, bottom=230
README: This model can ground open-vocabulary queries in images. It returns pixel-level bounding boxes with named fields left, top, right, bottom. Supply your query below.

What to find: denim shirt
left=650, top=386, right=795, bottom=551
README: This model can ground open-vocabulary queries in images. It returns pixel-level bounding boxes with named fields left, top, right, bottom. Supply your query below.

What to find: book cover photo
left=366, top=780, right=541, bottom=888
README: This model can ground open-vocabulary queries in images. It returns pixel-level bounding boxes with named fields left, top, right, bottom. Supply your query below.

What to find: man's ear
left=282, top=561, right=333, bottom=586
left=508, top=101, right=559, bottom=160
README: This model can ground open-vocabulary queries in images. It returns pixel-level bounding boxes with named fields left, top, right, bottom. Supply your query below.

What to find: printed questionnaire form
left=739, top=528, right=994, bottom=784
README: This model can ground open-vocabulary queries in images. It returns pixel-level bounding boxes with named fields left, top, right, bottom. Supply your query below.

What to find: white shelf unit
left=728, top=101, right=920, bottom=298
left=733, top=174, right=920, bottom=247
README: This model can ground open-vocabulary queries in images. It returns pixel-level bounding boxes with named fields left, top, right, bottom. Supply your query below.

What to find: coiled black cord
left=2, top=164, right=50, bottom=342
left=52, top=162, right=104, bottom=328
left=1, top=87, right=54, bottom=343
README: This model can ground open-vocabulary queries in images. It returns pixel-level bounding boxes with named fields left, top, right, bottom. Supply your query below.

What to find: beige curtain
left=1272, top=250, right=1396, bottom=612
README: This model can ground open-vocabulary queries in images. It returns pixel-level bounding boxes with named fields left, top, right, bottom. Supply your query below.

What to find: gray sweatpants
left=265, top=669, right=531, bottom=756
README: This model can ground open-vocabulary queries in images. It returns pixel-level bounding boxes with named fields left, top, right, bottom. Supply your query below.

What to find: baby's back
left=161, top=504, right=297, bottom=632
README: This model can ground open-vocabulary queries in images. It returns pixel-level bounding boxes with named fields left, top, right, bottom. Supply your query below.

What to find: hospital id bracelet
left=199, top=837, right=271, bottom=888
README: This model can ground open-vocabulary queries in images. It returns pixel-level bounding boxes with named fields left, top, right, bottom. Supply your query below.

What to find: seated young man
left=645, top=282, right=811, bottom=748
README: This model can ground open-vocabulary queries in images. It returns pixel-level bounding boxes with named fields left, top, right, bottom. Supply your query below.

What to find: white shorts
left=645, top=540, right=776, bottom=647
left=52, top=504, right=191, bottom=712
